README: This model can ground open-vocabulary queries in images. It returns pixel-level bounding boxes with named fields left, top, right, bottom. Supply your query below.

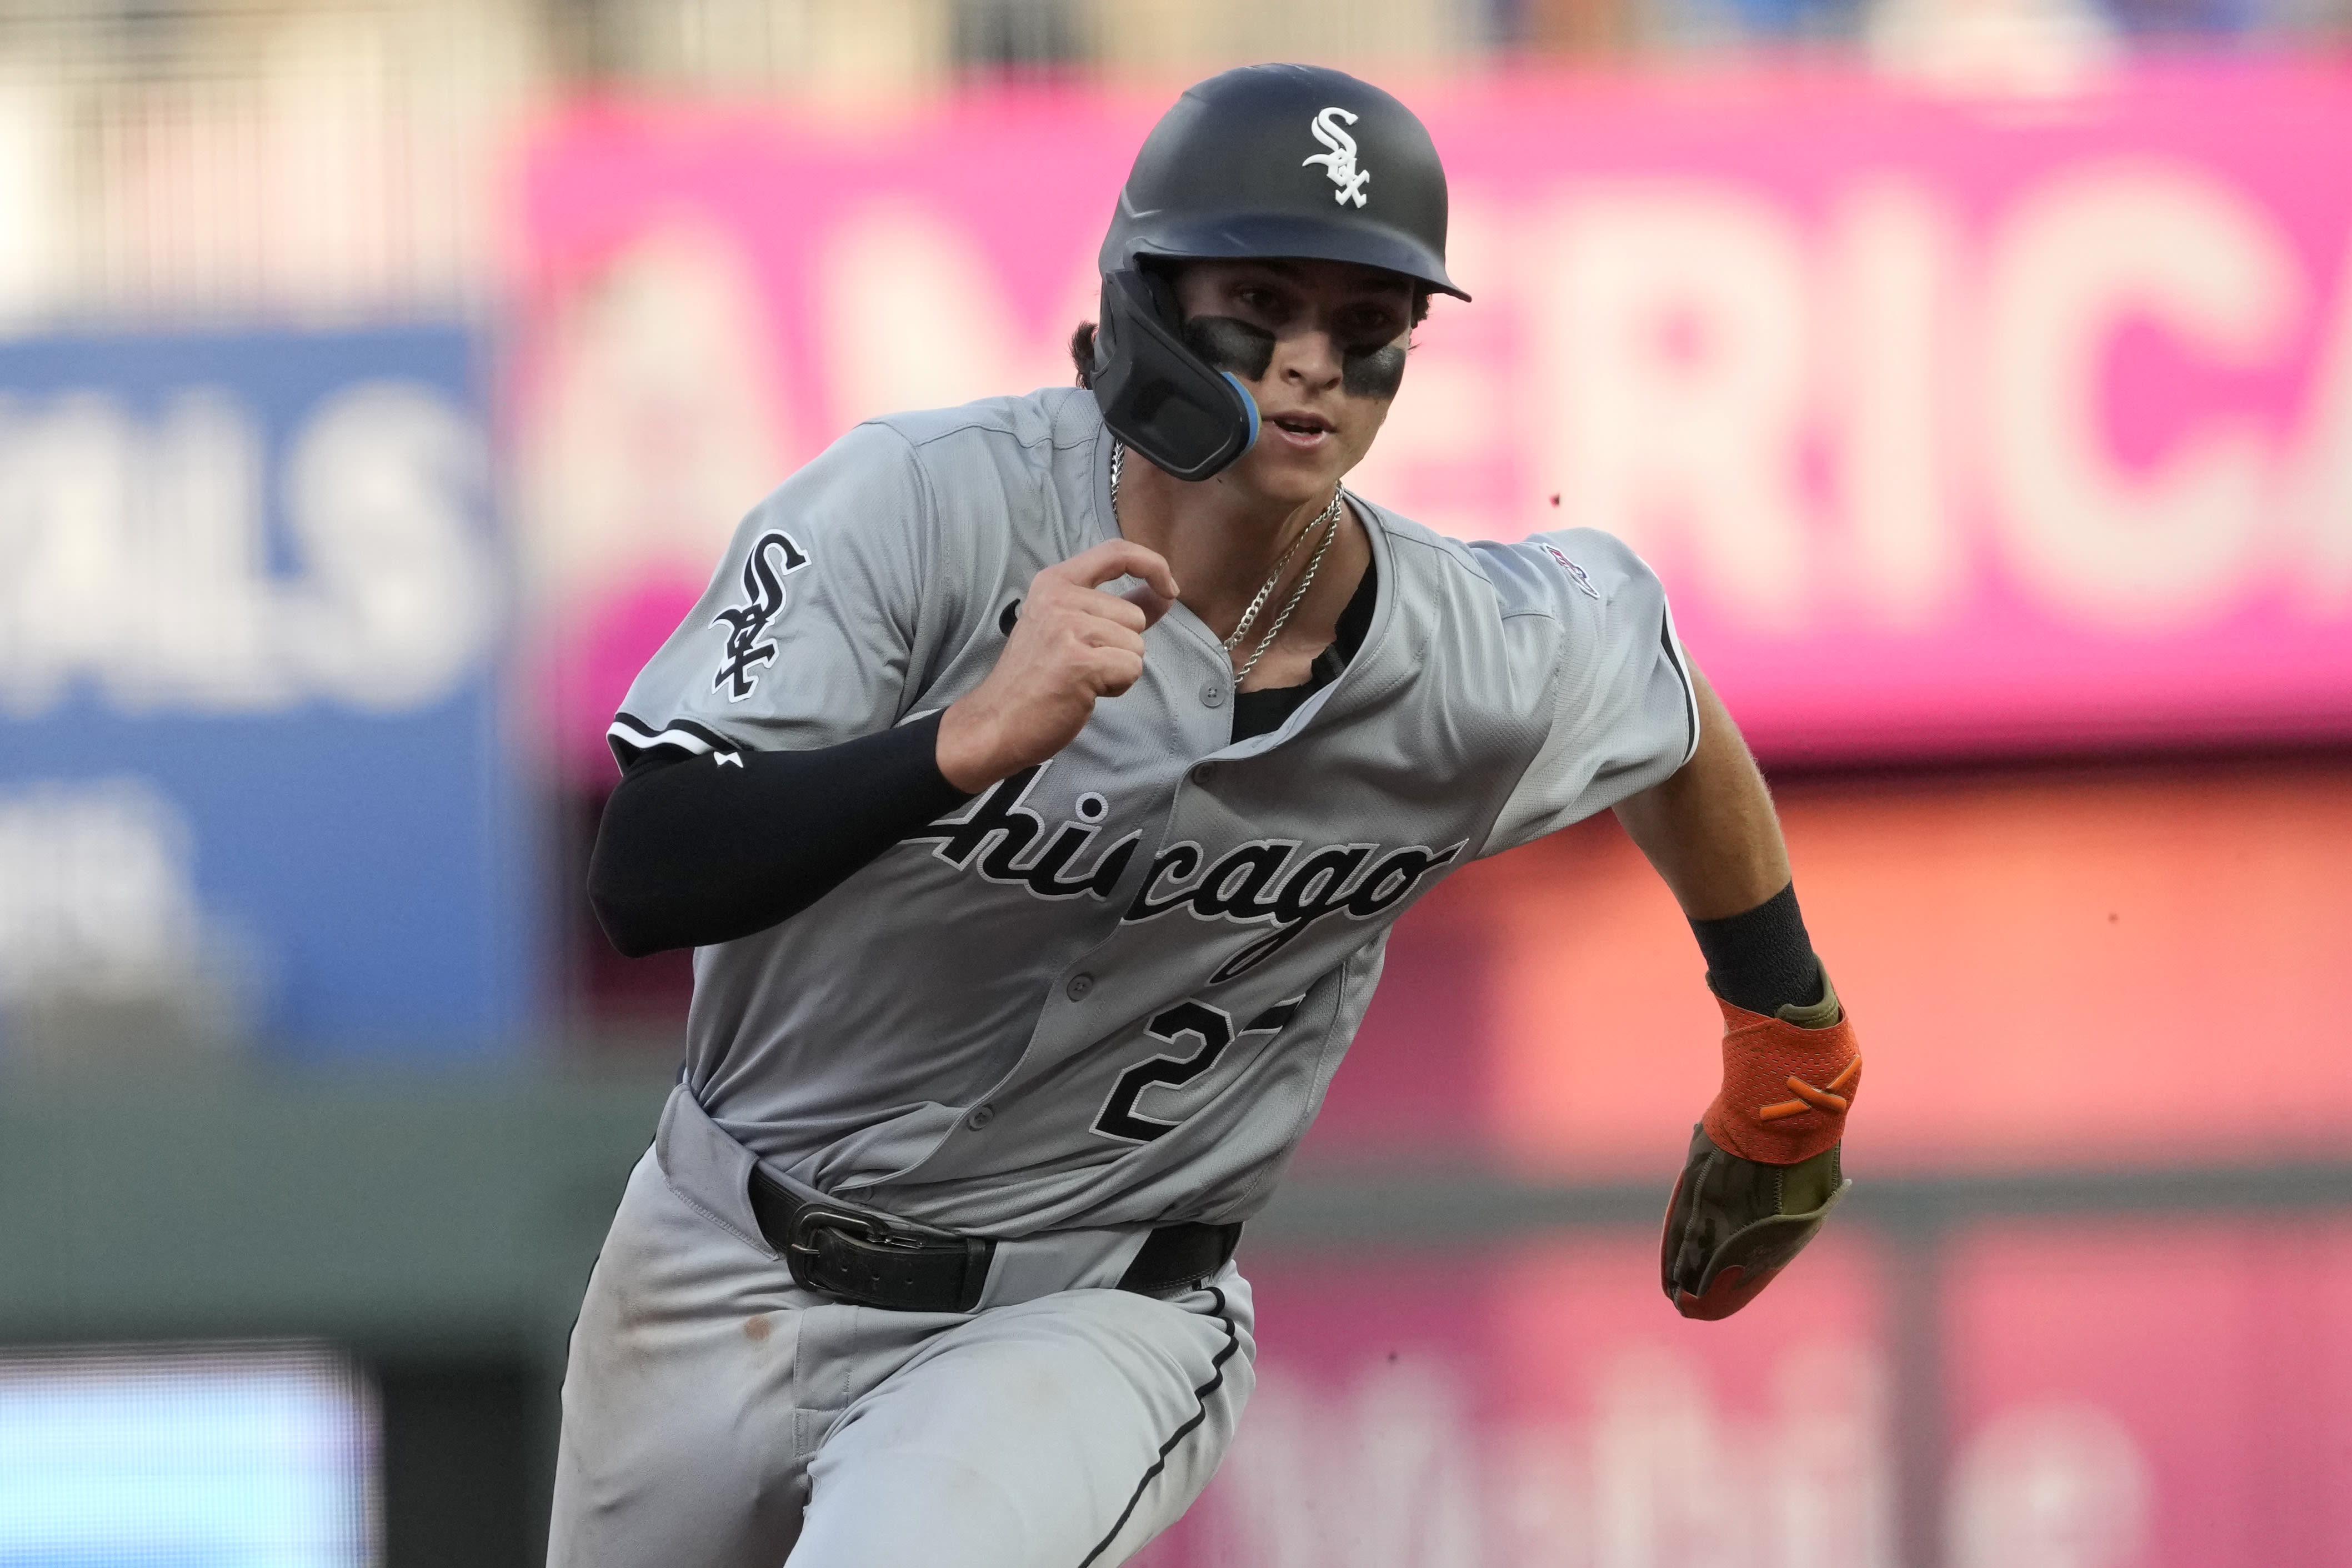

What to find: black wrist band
left=1689, top=880, right=1825, bottom=1015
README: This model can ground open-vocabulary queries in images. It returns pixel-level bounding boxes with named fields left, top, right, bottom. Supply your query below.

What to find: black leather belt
left=747, top=1167, right=1240, bottom=1312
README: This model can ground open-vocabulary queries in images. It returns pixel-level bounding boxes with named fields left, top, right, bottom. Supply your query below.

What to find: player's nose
left=1275, top=328, right=1344, bottom=391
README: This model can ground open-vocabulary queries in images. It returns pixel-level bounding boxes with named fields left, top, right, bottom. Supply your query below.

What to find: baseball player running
left=553, top=62, right=1861, bottom=1568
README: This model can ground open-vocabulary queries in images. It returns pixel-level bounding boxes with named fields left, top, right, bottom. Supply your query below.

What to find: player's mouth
left=1266, top=411, right=1336, bottom=450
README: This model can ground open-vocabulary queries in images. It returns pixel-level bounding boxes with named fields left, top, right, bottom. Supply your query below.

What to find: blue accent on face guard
left=1223, top=373, right=1262, bottom=452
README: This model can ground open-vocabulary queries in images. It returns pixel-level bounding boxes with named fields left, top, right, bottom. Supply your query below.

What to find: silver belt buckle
left=785, top=1204, right=925, bottom=1256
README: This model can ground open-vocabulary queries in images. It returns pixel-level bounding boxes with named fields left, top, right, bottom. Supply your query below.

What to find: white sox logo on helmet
left=1302, top=107, right=1370, bottom=208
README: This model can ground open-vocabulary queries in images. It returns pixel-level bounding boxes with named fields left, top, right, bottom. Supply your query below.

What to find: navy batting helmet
left=1091, top=63, right=1467, bottom=482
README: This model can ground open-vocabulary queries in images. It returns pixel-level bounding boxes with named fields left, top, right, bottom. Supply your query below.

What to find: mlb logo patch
left=1542, top=543, right=1602, bottom=600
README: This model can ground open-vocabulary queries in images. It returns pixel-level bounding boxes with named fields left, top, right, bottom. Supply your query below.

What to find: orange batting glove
left=1660, top=974, right=1859, bottom=1320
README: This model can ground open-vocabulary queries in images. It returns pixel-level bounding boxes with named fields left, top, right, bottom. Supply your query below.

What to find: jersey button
left=1066, top=974, right=1094, bottom=1000
left=1199, top=681, right=1226, bottom=708
left=1189, top=763, right=1215, bottom=786
left=967, top=1104, right=994, bottom=1129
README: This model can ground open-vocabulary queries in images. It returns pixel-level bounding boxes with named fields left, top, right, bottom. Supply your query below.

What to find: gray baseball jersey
left=608, top=385, right=1698, bottom=1238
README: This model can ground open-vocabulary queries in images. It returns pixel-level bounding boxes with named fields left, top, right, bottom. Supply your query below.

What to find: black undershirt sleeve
left=1688, top=880, right=1826, bottom=1015
left=587, top=712, right=972, bottom=958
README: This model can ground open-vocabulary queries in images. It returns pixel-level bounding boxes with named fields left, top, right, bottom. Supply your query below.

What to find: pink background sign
left=1943, top=1215, right=2352, bottom=1568
left=1127, top=1221, right=2352, bottom=1567
left=514, top=68, right=2352, bottom=778
left=1137, top=1229, right=1893, bottom=1568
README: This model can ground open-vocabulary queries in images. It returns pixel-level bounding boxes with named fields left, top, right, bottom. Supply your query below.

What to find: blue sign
left=0, top=1343, right=375, bottom=1567
left=0, top=328, right=532, bottom=1055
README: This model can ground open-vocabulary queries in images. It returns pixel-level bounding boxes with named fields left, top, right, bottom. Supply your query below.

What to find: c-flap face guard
left=1091, top=268, right=1260, bottom=483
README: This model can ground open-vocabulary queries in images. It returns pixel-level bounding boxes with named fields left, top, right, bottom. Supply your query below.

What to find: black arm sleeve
left=1689, top=880, right=1826, bottom=1014
left=587, top=711, right=972, bottom=958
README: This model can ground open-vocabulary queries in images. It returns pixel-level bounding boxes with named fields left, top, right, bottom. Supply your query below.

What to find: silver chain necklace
left=1110, top=442, right=1345, bottom=686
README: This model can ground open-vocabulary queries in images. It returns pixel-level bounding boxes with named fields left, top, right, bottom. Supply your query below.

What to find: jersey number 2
left=1093, top=997, right=1301, bottom=1144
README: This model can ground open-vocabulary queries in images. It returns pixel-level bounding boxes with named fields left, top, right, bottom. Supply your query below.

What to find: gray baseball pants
left=546, top=1150, right=1257, bottom=1568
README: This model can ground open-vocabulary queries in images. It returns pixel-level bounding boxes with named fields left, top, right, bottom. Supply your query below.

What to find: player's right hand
left=937, top=539, right=1180, bottom=794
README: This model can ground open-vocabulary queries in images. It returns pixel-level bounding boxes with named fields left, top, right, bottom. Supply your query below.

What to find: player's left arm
left=1611, top=667, right=1788, bottom=922
left=1612, top=665, right=1860, bottom=1321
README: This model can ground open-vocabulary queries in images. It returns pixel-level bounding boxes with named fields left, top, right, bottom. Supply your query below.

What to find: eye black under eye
left=1342, top=342, right=1408, bottom=399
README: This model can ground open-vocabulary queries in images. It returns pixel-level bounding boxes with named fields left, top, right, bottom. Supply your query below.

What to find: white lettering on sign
left=2284, top=249, right=2352, bottom=615
left=1985, top=163, right=2305, bottom=631
left=518, top=223, right=795, bottom=622
left=1828, top=181, right=1965, bottom=630
left=1949, top=1404, right=2150, bottom=1568
left=1207, top=1343, right=1896, bottom=1568
left=1375, top=162, right=2336, bottom=642
left=519, top=158, right=2352, bottom=660
left=0, top=378, right=494, bottom=718
left=280, top=382, right=498, bottom=711
left=818, top=202, right=1098, bottom=432
left=0, top=778, right=247, bottom=1015
left=1537, top=184, right=1814, bottom=629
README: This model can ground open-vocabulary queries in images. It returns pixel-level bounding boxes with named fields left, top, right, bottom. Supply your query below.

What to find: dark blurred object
left=2097, top=0, right=2349, bottom=37
left=381, top=1361, right=541, bottom=1568
left=954, top=0, right=1081, bottom=71
left=1523, top=0, right=1642, bottom=54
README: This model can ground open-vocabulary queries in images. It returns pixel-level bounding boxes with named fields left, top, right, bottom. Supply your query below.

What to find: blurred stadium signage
left=0, top=1342, right=376, bottom=1567
left=1137, top=1221, right=2352, bottom=1568
left=519, top=68, right=2352, bottom=771
left=0, top=329, right=531, bottom=1054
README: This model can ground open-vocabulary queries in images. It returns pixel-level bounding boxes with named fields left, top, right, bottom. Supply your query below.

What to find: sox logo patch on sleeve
left=710, top=530, right=809, bottom=700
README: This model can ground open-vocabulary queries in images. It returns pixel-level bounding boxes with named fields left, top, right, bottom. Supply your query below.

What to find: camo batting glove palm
left=1660, top=976, right=1858, bottom=1320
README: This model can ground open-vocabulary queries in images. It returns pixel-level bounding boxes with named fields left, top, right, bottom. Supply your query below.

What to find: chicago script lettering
left=1125, top=835, right=1464, bottom=983
left=901, top=764, right=1138, bottom=901
left=903, top=768, right=1464, bottom=979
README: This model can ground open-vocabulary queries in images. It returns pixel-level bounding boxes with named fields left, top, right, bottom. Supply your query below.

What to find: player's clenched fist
left=1660, top=982, right=1859, bottom=1319
left=937, top=539, right=1180, bottom=793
